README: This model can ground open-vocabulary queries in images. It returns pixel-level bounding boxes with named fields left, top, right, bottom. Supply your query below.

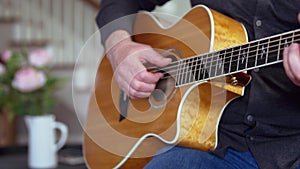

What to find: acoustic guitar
left=83, top=5, right=299, bottom=169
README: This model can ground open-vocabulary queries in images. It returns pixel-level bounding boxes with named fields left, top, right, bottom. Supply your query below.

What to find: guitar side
left=84, top=5, right=249, bottom=169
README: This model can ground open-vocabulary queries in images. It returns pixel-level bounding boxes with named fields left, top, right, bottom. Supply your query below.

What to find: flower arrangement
left=0, top=49, right=61, bottom=119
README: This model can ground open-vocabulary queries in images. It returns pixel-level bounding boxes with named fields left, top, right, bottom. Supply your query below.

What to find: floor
left=0, top=145, right=87, bottom=169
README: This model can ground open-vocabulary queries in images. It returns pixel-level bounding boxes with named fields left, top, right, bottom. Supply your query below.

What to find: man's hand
left=283, top=13, right=300, bottom=86
left=283, top=43, right=300, bottom=86
left=105, top=30, right=171, bottom=99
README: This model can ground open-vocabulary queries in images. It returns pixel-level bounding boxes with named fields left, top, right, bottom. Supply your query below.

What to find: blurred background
left=0, top=0, right=190, bottom=147
left=0, top=0, right=102, bottom=147
left=0, top=0, right=190, bottom=167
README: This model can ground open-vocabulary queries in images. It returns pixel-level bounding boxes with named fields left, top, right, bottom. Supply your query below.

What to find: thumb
left=142, top=50, right=172, bottom=67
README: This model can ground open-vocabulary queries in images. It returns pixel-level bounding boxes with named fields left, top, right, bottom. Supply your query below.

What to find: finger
left=130, top=78, right=157, bottom=93
left=283, top=46, right=295, bottom=81
left=128, top=87, right=152, bottom=99
left=298, top=12, right=300, bottom=23
left=287, top=44, right=300, bottom=84
left=118, top=69, right=157, bottom=97
left=283, top=44, right=300, bottom=86
left=141, top=49, right=172, bottom=67
left=135, top=70, right=164, bottom=84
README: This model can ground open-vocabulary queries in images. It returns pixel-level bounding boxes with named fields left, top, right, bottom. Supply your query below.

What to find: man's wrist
left=105, top=30, right=132, bottom=52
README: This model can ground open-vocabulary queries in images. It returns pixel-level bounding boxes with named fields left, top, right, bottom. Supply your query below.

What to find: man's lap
left=144, top=146, right=259, bottom=169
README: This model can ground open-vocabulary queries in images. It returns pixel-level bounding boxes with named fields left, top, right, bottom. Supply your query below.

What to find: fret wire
left=196, top=56, right=202, bottom=81
left=237, top=45, right=242, bottom=70
left=221, top=51, right=225, bottom=75
left=159, top=30, right=300, bottom=84
left=277, top=35, right=282, bottom=61
left=229, top=48, right=233, bottom=73
left=215, top=51, right=221, bottom=77
left=199, top=57, right=204, bottom=80
left=265, top=38, right=270, bottom=64
left=163, top=47, right=295, bottom=84
left=206, top=54, right=210, bottom=79
left=170, top=42, right=294, bottom=79
left=182, top=60, right=187, bottom=85
left=165, top=42, right=298, bottom=84
left=184, top=59, right=189, bottom=84
left=236, top=47, right=240, bottom=71
left=188, top=58, right=193, bottom=83
left=292, top=31, right=295, bottom=43
left=188, top=58, right=191, bottom=83
left=161, top=30, right=300, bottom=73
left=245, top=43, right=250, bottom=69
left=168, top=43, right=294, bottom=80
left=237, top=46, right=242, bottom=71
left=183, top=60, right=187, bottom=85
left=163, top=43, right=288, bottom=82
left=209, top=54, right=214, bottom=79
left=255, top=41, right=260, bottom=67
left=179, top=60, right=182, bottom=85
left=198, top=57, right=203, bottom=80
left=192, top=57, right=197, bottom=82
left=203, top=30, right=299, bottom=69
left=203, top=54, right=209, bottom=80
left=164, top=39, right=299, bottom=83
left=176, top=60, right=181, bottom=85
left=213, top=52, right=217, bottom=77
left=185, top=59, right=190, bottom=84
left=162, top=35, right=300, bottom=75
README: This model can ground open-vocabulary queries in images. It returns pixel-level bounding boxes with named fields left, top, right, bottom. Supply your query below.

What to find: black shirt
left=96, top=0, right=300, bottom=168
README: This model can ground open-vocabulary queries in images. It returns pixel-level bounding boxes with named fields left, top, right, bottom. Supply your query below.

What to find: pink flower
left=1, top=50, right=12, bottom=63
left=12, top=67, right=46, bottom=92
left=0, top=63, right=5, bottom=76
left=29, top=49, right=52, bottom=67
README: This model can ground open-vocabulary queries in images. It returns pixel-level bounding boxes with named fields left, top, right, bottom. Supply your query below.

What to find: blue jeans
left=144, top=146, right=259, bottom=169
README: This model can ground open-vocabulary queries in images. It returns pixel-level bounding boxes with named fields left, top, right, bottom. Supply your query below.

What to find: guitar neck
left=162, top=29, right=300, bottom=87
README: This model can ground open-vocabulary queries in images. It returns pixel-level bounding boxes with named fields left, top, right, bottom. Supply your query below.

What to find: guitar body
left=84, top=5, right=250, bottom=169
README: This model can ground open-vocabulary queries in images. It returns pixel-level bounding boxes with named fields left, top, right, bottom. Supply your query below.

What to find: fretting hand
left=283, top=13, right=300, bottom=86
left=283, top=43, right=300, bottom=86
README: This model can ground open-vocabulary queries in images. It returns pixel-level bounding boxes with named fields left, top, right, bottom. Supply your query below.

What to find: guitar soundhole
left=149, top=48, right=180, bottom=108
left=149, top=75, right=177, bottom=108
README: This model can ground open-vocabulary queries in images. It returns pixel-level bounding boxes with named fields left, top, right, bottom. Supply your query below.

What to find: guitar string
left=156, top=35, right=300, bottom=82
left=161, top=37, right=300, bottom=85
left=148, top=30, right=300, bottom=82
left=172, top=29, right=300, bottom=72
left=165, top=38, right=299, bottom=82
left=156, top=30, right=299, bottom=75
left=161, top=43, right=293, bottom=82
left=147, top=29, right=299, bottom=73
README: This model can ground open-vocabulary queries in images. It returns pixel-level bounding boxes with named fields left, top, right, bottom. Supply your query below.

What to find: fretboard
left=161, top=29, right=300, bottom=87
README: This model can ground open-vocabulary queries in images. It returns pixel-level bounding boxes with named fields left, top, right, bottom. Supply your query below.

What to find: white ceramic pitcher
left=25, top=114, right=68, bottom=169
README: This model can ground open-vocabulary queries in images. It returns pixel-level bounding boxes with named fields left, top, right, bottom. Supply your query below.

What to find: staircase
left=0, top=0, right=191, bottom=145
left=0, top=0, right=100, bottom=68
left=0, top=0, right=102, bottom=145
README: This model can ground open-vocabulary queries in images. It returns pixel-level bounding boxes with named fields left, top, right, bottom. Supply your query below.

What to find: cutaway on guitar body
left=84, top=5, right=249, bottom=169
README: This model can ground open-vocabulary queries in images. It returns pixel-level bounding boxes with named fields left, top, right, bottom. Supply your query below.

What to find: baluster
left=23, top=0, right=31, bottom=42
left=41, top=0, right=51, bottom=41
left=12, top=0, right=21, bottom=41
left=52, top=0, right=63, bottom=65
left=2, top=0, right=11, bottom=19
left=74, top=0, right=84, bottom=66
left=63, top=0, right=73, bottom=65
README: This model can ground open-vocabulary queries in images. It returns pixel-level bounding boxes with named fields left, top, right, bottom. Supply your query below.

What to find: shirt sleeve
left=96, top=0, right=170, bottom=44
